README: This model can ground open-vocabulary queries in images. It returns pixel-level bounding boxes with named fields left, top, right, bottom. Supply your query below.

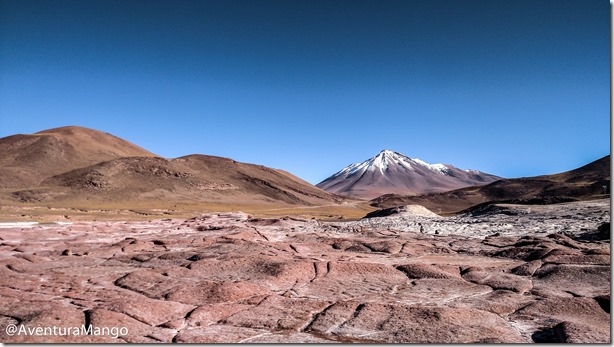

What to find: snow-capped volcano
left=317, top=149, right=501, bottom=200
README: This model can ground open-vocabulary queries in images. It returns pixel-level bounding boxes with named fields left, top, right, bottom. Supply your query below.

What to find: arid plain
left=0, top=127, right=610, bottom=343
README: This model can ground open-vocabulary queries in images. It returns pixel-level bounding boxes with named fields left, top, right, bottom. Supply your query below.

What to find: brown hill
left=371, top=155, right=610, bottom=215
left=31, top=154, right=343, bottom=206
left=174, top=154, right=342, bottom=205
left=1, top=127, right=346, bottom=209
left=0, top=126, right=157, bottom=189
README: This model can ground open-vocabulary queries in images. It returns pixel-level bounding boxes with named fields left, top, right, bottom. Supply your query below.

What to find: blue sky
left=0, top=0, right=609, bottom=184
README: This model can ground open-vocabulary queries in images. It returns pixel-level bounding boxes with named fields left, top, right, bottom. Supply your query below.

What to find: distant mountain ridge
left=317, top=149, right=501, bottom=199
left=371, top=155, right=611, bottom=215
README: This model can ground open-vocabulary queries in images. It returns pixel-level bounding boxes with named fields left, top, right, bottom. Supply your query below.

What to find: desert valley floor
left=0, top=199, right=610, bottom=343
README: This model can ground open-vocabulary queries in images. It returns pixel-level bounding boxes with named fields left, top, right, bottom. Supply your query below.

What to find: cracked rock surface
left=0, top=200, right=610, bottom=343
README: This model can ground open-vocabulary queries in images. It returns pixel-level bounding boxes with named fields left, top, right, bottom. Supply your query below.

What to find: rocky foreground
left=0, top=200, right=610, bottom=343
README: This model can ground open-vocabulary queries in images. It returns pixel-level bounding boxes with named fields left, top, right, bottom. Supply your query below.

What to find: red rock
left=165, top=281, right=272, bottom=306
left=174, top=325, right=266, bottom=343
left=462, top=270, right=533, bottom=293
left=553, top=321, right=610, bottom=343
left=103, top=295, right=195, bottom=327
left=222, top=295, right=331, bottom=331
left=296, top=261, right=408, bottom=301
left=511, top=260, right=542, bottom=276
left=328, top=302, right=526, bottom=343
left=87, top=308, right=175, bottom=343
left=0, top=210, right=609, bottom=343
left=390, top=278, right=492, bottom=304
left=514, top=297, right=610, bottom=337
left=450, top=289, right=534, bottom=315
left=532, top=264, right=610, bottom=297
left=541, top=253, right=610, bottom=265
left=364, top=240, right=402, bottom=253
left=244, top=331, right=338, bottom=343
left=306, top=301, right=362, bottom=335
left=186, top=302, right=255, bottom=328
left=396, top=263, right=459, bottom=279
left=115, top=269, right=175, bottom=299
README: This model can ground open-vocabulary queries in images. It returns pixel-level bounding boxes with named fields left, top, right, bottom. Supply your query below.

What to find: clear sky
left=0, top=0, right=609, bottom=184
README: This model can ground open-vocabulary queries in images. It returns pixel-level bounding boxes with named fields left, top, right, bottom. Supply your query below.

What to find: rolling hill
left=33, top=154, right=343, bottom=206
left=0, top=126, right=157, bottom=189
left=1, top=126, right=346, bottom=210
left=371, top=155, right=611, bottom=215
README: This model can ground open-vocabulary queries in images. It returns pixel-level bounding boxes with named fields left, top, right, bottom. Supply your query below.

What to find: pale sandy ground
left=0, top=199, right=610, bottom=343
left=341, top=199, right=610, bottom=239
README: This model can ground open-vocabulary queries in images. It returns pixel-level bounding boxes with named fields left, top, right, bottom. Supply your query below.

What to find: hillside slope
left=371, top=155, right=611, bottom=214
left=33, top=154, right=343, bottom=206
left=0, top=126, right=157, bottom=188
left=1, top=126, right=346, bottom=209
